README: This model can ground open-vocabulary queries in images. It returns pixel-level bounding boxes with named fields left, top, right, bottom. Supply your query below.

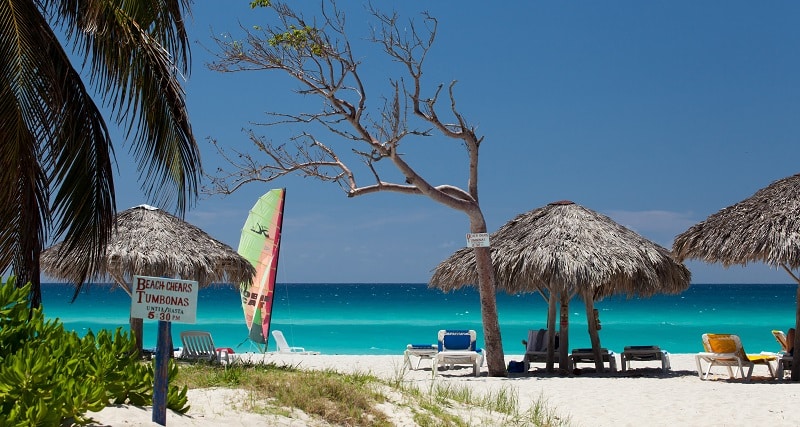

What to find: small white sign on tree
left=131, top=275, right=199, bottom=324
left=466, top=233, right=490, bottom=248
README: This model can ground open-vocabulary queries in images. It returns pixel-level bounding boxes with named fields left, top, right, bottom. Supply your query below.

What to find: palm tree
left=0, top=0, right=201, bottom=307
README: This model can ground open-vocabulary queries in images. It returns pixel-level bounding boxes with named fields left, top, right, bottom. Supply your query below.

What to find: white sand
left=88, top=353, right=800, bottom=426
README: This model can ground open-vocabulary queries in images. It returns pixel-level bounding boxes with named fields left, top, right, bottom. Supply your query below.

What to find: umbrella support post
left=559, top=294, right=570, bottom=374
left=794, top=278, right=800, bottom=381
left=546, top=291, right=557, bottom=373
left=124, top=281, right=143, bottom=358
left=583, top=297, right=603, bottom=372
left=152, top=320, right=171, bottom=425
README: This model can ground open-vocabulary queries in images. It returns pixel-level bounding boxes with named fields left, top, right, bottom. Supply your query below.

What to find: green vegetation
left=268, top=25, right=326, bottom=56
left=174, top=361, right=570, bottom=426
left=0, top=278, right=189, bottom=425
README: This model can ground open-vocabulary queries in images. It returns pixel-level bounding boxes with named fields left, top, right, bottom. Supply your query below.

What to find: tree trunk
left=559, top=293, right=570, bottom=374
left=546, top=290, right=557, bottom=373
left=131, top=315, right=144, bottom=357
left=29, top=254, right=42, bottom=309
left=473, top=245, right=506, bottom=376
left=792, top=282, right=800, bottom=381
left=584, top=297, right=603, bottom=372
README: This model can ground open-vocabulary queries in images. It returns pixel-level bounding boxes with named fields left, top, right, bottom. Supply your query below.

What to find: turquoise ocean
left=41, top=283, right=795, bottom=356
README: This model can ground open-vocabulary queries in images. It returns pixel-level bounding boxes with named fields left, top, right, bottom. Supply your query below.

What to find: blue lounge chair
left=432, top=329, right=484, bottom=377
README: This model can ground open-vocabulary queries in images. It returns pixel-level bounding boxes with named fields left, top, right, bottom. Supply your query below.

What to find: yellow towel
left=705, top=334, right=775, bottom=363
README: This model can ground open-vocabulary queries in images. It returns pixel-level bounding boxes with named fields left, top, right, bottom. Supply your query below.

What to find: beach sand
left=87, top=353, right=799, bottom=426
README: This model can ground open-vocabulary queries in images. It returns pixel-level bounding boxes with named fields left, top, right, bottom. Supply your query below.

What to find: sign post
left=131, top=275, right=199, bottom=426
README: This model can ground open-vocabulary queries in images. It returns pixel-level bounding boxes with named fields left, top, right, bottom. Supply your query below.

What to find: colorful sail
left=237, top=189, right=286, bottom=348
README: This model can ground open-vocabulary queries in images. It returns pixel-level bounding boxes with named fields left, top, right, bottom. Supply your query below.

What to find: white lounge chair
left=404, top=344, right=437, bottom=370
left=773, top=330, right=789, bottom=352
left=432, top=329, right=484, bottom=378
left=621, top=345, right=671, bottom=373
left=272, top=330, right=319, bottom=354
left=695, top=333, right=776, bottom=380
left=179, top=330, right=231, bottom=364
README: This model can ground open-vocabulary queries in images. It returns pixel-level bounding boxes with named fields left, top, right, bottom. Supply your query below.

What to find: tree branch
left=205, top=1, right=481, bottom=212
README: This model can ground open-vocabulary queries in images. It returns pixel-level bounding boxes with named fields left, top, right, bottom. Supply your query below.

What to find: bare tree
left=207, top=1, right=507, bottom=376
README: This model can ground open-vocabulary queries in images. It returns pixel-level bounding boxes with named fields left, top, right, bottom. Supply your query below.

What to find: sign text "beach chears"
left=131, top=275, right=199, bottom=324
left=134, top=277, right=194, bottom=303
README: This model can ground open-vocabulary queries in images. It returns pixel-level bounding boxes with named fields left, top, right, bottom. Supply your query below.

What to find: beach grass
left=175, top=361, right=389, bottom=425
left=173, top=361, right=568, bottom=426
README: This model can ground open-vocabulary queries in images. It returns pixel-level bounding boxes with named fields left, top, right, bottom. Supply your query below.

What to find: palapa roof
left=430, top=201, right=690, bottom=300
left=673, top=173, right=800, bottom=269
left=41, top=205, right=254, bottom=287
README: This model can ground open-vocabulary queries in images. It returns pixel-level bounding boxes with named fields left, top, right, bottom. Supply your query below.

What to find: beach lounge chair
left=432, top=329, right=484, bottom=377
left=773, top=330, right=789, bottom=352
left=179, top=330, right=231, bottom=364
left=569, top=348, right=618, bottom=372
left=620, top=345, right=671, bottom=373
left=772, top=330, right=793, bottom=378
left=404, top=344, right=437, bottom=370
left=695, top=333, right=776, bottom=380
left=776, top=353, right=793, bottom=378
left=272, top=330, right=320, bottom=355
left=523, top=328, right=560, bottom=371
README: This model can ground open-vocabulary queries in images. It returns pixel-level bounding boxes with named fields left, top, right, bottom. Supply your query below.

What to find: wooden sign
left=131, top=275, right=198, bottom=324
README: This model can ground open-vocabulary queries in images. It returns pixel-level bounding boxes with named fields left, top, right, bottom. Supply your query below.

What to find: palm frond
left=47, top=41, right=116, bottom=290
left=50, top=0, right=199, bottom=215
left=0, top=0, right=200, bottom=306
left=0, top=0, right=118, bottom=300
left=0, top=0, right=59, bottom=304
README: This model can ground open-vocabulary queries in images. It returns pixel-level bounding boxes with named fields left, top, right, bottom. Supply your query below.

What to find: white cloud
left=603, top=209, right=699, bottom=247
left=187, top=208, right=247, bottom=226
left=605, top=209, right=697, bottom=233
left=439, top=240, right=458, bottom=249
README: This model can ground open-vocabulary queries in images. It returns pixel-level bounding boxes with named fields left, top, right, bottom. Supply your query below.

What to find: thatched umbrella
left=430, top=200, right=691, bottom=372
left=41, top=204, right=255, bottom=353
left=673, top=173, right=800, bottom=380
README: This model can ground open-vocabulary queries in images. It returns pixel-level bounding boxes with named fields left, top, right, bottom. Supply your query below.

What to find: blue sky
left=105, top=1, right=799, bottom=284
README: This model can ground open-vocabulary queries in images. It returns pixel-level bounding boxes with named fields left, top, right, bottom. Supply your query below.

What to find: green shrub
left=0, top=277, right=189, bottom=425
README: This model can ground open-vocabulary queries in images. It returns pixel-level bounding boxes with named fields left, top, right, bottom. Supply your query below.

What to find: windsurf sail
left=237, top=188, right=286, bottom=350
